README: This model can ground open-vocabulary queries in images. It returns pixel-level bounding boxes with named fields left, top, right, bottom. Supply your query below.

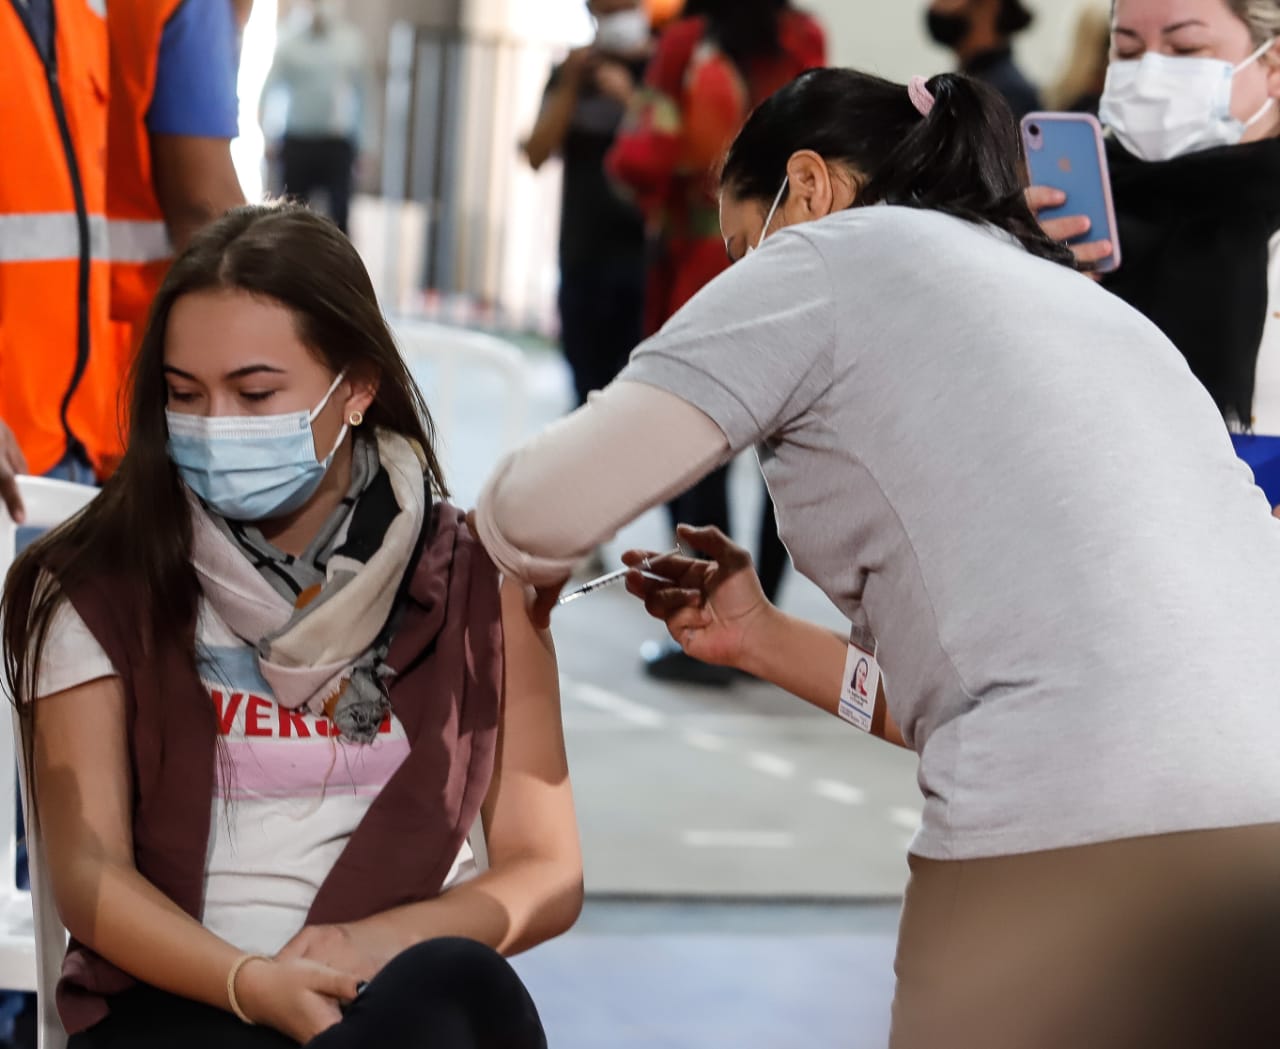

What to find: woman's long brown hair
left=2, top=203, right=448, bottom=798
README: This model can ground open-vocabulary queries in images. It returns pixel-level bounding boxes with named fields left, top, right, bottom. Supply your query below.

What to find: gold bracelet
left=226, top=953, right=270, bottom=1025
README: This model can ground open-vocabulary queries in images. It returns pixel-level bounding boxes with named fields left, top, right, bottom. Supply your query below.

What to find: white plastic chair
left=0, top=476, right=98, bottom=1049
left=392, top=320, right=531, bottom=483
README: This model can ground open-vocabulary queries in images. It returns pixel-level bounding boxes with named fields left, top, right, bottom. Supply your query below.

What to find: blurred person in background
left=607, top=0, right=825, bottom=684
left=524, top=3, right=650, bottom=412
left=262, top=0, right=368, bottom=234
left=1045, top=2, right=1111, bottom=112
left=926, top=0, right=1042, bottom=117
left=108, top=0, right=246, bottom=382
left=1031, top=0, right=1280, bottom=511
left=523, top=0, right=653, bottom=577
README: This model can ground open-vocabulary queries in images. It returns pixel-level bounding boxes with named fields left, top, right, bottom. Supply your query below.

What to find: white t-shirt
left=38, top=599, right=476, bottom=956
left=1247, top=232, right=1280, bottom=434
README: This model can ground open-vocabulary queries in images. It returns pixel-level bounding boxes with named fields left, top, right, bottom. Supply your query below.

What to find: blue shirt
left=146, top=0, right=240, bottom=139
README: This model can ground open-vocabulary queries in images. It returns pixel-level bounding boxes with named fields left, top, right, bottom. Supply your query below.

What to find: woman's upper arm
left=34, top=676, right=134, bottom=890
left=480, top=580, right=579, bottom=868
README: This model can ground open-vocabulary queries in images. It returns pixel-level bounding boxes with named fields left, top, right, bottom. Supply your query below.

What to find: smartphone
left=1021, top=112, right=1121, bottom=274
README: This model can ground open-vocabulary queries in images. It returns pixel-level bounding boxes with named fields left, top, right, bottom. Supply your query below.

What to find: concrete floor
left=511, top=899, right=901, bottom=1049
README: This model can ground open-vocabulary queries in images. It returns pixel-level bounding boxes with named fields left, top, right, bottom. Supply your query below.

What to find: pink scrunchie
left=908, top=75, right=936, bottom=118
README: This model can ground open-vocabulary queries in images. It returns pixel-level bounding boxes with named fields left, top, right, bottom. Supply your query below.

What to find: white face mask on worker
left=1099, top=39, right=1277, bottom=162
left=594, top=9, right=649, bottom=54
left=747, top=177, right=789, bottom=255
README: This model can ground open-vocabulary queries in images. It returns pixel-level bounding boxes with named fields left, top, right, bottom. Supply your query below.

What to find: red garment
left=608, top=10, right=827, bottom=334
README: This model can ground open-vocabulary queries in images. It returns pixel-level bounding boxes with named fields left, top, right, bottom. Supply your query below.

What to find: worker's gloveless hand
left=623, top=524, right=772, bottom=670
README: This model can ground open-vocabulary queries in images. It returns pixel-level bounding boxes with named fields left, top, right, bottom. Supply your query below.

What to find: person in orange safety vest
left=1, top=0, right=243, bottom=525
left=1, top=0, right=118, bottom=519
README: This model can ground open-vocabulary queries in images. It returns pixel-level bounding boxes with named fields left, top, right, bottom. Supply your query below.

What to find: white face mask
left=747, top=177, right=789, bottom=255
left=1099, top=39, right=1277, bottom=162
left=594, top=9, right=650, bottom=54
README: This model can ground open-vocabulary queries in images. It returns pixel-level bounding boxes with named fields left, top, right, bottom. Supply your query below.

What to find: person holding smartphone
left=1029, top=0, right=1280, bottom=507
left=476, top=66, right=1280, bottom=1049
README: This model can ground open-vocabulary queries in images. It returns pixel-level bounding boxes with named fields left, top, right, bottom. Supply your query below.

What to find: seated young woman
left=0, top=204, right=582, bottom=1049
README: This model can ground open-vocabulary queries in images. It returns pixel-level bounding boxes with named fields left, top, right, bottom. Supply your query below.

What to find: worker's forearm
left=167, top=201, right=233, bottom=254
left=740, top=607, right=907, bottom=748
left=150, top=134, right=246, bottom=252
left=166, top=174, right=244, bottom=251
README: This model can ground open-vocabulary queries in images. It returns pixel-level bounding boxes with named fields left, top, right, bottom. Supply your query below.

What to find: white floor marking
left=812, top=779, right=867, bottom=806
left=746, top=751, right=796, bottom=780
left=681, top=830, right=795, bottom=849
left=681, top=729, right=729, bottom=753
left=889, top=806, right=923, bottom=831
left=568, top=681, right=667, bottom=729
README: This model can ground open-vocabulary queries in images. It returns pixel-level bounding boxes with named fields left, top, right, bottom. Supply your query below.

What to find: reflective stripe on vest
left=107, top=218, right=171, bottom=264
left=86, top=0, right=107, bottom=19
left=0, top=211, right=108, bottom=263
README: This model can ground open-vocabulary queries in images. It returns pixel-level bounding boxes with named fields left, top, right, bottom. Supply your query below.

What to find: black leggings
left=68, top=938, right=546, bottom=1049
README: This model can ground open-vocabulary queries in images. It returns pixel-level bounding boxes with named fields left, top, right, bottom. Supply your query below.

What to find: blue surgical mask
left=166, top=370, right=349, bottom=521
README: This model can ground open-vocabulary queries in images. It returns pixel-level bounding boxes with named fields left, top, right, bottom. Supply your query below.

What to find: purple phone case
left=1021, top=112, right=1122, bottom=273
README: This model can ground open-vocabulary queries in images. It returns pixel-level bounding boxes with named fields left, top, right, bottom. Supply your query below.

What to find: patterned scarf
left=189, top=431, right=429, bottom=742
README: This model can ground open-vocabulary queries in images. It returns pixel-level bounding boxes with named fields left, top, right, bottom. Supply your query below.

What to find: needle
left=557, top=546, right=682, bottom=606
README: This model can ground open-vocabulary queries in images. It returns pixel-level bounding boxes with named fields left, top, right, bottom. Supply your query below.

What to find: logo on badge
left=853, top=657, right=870, bottom=698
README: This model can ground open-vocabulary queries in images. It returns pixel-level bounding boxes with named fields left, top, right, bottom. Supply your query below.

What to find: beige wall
left=802, top=0, right=1106, bottom=97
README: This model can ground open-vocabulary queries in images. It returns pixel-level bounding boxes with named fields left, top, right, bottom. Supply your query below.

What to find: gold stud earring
left=348, top=410, right=364, bottom=427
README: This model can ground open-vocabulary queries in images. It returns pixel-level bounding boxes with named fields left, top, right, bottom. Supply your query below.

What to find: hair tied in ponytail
left=720, top=68, right=1076, bottom=269
left=907, top=76, right=936, bottom=118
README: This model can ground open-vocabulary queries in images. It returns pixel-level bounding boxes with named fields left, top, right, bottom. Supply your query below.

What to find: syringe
left=557, top=547, right=681, bottom=606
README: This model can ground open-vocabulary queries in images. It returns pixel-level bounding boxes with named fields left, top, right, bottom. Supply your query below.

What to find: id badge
left=838, top=628, right=881, bottom=733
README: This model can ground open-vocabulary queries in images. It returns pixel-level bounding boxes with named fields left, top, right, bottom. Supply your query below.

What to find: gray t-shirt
left=621, top=206, right=1280, bottom=860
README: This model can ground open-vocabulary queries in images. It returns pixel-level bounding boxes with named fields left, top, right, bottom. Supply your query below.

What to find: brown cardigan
left=53, top=503, right=503, bottom=1034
